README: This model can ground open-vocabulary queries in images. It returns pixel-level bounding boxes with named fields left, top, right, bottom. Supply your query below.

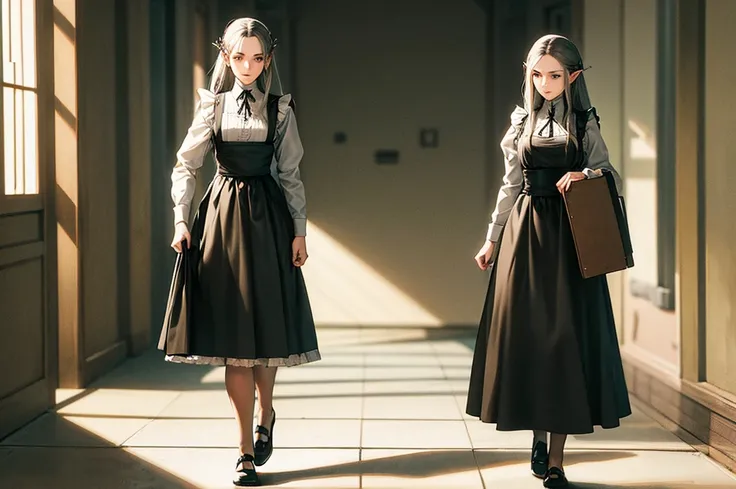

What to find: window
left=2, top=0, right=37, bottom=195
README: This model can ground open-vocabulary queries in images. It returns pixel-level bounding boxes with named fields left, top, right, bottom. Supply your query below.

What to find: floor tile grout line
left=0, top=444, right=702, bottom=453
left=0, top=445, right=126, bottom=449
left=465, top=447, right=698, bottom=453
left=123, top=444, right=367, bottom=450
left=453, top=346, right=495, bottom=477
left=48, top=415, right=481, bottom=422
left=358, top=329, right=365, bottom=489
left=118, top=390, right=186, bottom=447
left=434, top=338, right=474, bottom=430
left=471, top=449, right=488, bottom=489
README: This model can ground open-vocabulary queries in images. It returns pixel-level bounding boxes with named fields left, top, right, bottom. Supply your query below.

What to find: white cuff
left=486, top=223, right=504, bottom=242
left=173, top=204, right=190, bottom=226
left=294, top=218, right=307, bottom=237
left=582, top=168, right=604, bottom=179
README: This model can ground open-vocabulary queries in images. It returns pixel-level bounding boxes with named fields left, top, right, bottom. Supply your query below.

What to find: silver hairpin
left=212, top=37, right=227, bottom=54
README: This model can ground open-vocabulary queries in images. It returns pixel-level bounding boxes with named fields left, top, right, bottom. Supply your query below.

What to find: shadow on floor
left=0, top=416, right=199, bottom=489
left=573, top=483, right=734, bottom=489
left=261, top=449, right=636, bottom=486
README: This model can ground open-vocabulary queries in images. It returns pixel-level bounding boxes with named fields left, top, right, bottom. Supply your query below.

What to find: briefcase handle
left=603, top=172, right=635, bottom=268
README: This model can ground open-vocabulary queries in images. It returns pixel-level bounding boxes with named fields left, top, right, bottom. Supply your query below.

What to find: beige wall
left=54, top=0, right=81, bottom=386
left=77, top=0, right=121, bottom=366
left=127, top=0, right=153, bottom=354
left=622, top=0, right=659, bottom=288
left=704, top=0, right=736, bottom=393
left=582, top=0, right=679, bottom=371
left=54, top=0, right=129, bottom=386
left=294, top=0, right=487, bottom=326
left=620, top=0, right=677, bottom=371
left=52, top=0, right=207, bottom=386
left=582, top=0, right=625, bottom=330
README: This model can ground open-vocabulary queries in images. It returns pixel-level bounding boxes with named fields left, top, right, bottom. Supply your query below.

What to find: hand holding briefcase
left=562, top=171, right=634, bottom=279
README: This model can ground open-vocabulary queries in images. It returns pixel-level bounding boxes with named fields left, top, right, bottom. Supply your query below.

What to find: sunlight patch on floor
left=300, top=221, right=442, bottom=327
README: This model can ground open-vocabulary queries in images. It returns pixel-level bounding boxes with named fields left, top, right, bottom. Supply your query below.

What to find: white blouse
left=171, top=79, right=308, bottom=236
left=486, top=98, right=623, bottom=242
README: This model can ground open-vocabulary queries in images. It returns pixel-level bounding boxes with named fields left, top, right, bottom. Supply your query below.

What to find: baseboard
left=629, top=395, right=710, bottom=454
left=0, top=379, right=51, bottom=440
left=623, top=355, right=736, bottom=473
left=129, top=329, right=151, bottom=356
left=682, top=379, right=736, bottom=424
left=84, top=340, right=127, bottom=385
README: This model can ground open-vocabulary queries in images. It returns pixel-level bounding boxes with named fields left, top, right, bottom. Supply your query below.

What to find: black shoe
left=543, top=466, right=569, bottom=488
left=254, top=409, right=276, bottom=467
left=531, top=440, right=548, bottom=479
left=233, top=453, right=259, bottom=487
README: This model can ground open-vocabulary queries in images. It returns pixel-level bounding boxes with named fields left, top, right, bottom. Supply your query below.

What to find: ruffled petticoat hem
left=164, top=349, right=321, bottom=367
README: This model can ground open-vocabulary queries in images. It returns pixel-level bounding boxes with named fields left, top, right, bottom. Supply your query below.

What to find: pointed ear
left=265, top=54, right=272, bottom=69
left=569, top=69, right=583, bottom=83
left=221, top=51, right=230, bottom=64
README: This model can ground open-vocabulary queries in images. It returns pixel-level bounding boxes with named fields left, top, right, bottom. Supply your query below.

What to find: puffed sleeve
left=581, top=109, right=623, bottom=195
left=486, top=106, right=527, bottom=242
left=171, top=88, right=216, bottom=226
left=274, top=94, right=308, bottom=236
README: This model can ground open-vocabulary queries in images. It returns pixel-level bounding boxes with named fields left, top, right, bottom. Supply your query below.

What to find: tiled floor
left=1, top=326, right=735, bottom=488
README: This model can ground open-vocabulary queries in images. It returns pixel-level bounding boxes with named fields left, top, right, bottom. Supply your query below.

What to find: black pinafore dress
left=466, top=114, right=631, bottom=434
left=159, top=94, right=320, bottom=367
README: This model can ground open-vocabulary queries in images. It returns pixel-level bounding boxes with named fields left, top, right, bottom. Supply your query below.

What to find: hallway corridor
left=1, top=326, right=734, bottom=488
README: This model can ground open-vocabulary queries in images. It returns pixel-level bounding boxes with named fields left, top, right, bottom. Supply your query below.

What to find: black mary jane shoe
left=233, top=453, right=260, bottom=487
left=531, top=440, right=548, bottom=479
left=254, top=409, right=276, bottom=467
left=543, top=466, right=569, bottom=488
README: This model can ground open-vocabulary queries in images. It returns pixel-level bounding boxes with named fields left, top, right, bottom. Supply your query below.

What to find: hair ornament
left=212, top=36, right=227, bottom=54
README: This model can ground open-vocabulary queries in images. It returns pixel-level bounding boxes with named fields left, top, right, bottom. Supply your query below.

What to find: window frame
left=0, top=0, right=40, bottom=198
left=628, top=0, right=677, bottom=311
left=655, top=0, right=677, bottom=310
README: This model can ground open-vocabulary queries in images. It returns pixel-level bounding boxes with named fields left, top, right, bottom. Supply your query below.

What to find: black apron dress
left=159, top=94, right=320, bottom=367
left=466, top=111, right=631, bottom=434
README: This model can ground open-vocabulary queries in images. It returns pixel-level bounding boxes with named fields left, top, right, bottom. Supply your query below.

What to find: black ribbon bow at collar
left=539, top=103, right=556, bottom=137
left=237, top=89, right=256, bottom=120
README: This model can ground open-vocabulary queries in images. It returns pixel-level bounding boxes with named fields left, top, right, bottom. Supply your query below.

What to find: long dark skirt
left=159, top=173, right=320, bottom=367
left=466, top=193, right=631, bottom=434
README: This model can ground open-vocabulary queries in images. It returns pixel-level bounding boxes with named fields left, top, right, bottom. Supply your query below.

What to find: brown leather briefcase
left=563, top=171, right=634, bottom=278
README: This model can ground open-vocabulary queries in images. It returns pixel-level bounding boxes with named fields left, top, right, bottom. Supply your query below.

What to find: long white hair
left=209, top=18, right=281, bottom=119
